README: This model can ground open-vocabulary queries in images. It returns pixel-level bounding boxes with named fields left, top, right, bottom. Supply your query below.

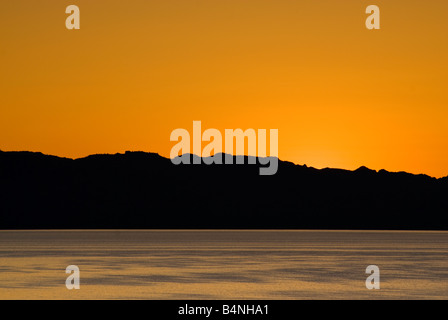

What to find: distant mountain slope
left=0, top=150, right=447, bottom=230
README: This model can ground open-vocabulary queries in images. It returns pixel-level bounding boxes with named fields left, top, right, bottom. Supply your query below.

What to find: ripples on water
left=1, top=230, right=447, bottom=299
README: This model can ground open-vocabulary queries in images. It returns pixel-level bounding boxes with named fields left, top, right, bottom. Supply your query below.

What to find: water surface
left=1, top=230, right=447, bottom=299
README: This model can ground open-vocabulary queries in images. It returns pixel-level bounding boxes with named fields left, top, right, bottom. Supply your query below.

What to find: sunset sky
left=1, top=1, right=448, bottom=177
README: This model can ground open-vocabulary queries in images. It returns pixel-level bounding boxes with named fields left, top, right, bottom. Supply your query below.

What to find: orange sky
left=1, top=1, right=448, bottom=177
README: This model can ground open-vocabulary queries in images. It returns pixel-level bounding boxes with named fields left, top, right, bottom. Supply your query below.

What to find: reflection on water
left=0, top=230, right=448, bottom=299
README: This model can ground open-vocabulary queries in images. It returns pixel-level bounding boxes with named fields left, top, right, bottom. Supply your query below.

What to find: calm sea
left=1, top=230, right=447, bottom=299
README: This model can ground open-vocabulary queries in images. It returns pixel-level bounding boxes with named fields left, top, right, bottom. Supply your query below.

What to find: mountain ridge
left=0, top=149, right=443, bottom=179
left=1, top=150, right=447, bottom=230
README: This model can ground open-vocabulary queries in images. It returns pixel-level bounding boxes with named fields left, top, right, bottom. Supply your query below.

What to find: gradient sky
left=1, top=1, right=448, bottom=177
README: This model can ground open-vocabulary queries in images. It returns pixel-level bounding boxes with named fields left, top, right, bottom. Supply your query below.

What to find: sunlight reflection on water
left=1, top=230, right=447, bottom=299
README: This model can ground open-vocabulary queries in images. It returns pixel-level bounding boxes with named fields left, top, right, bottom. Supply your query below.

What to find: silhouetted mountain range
left=1, top=150, right=447, bottom=230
